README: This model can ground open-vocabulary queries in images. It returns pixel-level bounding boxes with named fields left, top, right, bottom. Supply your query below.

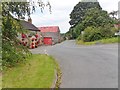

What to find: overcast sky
left=29, top=0, right=120, bottom=33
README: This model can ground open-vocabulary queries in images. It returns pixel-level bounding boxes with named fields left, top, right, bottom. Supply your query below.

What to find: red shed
left=38, top=26, right=61, bottom=45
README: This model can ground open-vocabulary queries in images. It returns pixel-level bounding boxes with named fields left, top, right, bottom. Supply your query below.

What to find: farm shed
left=38, top=26, right=61, bottom=45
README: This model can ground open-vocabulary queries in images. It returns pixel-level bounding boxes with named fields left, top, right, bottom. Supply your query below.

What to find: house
left=38, top=26, right=61, bottom=45
left=114, top=24, right=120, bottom=36
left=19, top=18, right=43, bottom=49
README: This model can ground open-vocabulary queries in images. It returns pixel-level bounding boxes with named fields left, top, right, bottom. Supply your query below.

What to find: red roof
left=38, top=26, right=60, bottom=32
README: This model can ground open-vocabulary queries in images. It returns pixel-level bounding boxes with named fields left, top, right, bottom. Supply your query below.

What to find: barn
left=38, top=26, right=61, bottom=45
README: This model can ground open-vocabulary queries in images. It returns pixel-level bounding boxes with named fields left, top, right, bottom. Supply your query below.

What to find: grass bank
left=77, top=37, right=119, bottom=45
left=3, top=54, right=60, bottom=88
left=0, top=75, right=1, bottom=89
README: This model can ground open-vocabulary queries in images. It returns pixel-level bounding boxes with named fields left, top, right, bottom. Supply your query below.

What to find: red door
left=43, top=37, right=52, bottom=45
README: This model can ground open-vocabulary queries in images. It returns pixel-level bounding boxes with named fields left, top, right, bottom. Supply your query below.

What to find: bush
left=82, top=25, right=116, bottom=42
left=82, top=26, right=102, bottom=42
left=77, top=35, right=82, bottom=40
left=2, top=16, right=30, bottom=67
left=99, top=25, right=115, bottom=38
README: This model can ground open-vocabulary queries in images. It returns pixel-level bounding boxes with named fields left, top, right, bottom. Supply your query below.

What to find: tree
left=0, top=2, right=1, bottom=70
left=109, top=11, right=118, bottom=20
left=79, top=8, right=115, bottom=29
left=2, top=1, right=51, bottom=19
left=67, top=0, right=102, bottom=39
left=67, top=5, right=117, bottom=40
left=2, top=1, right=51, bottom=67
left=69, top=0, right=102, bottom=27
left=78, top=8, right=116, bottom=41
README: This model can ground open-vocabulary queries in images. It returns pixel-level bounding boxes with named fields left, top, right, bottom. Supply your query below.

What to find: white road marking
left=44, top=49, right=49, bottom=55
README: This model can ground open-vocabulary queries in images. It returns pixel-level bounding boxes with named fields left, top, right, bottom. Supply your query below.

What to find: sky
left=28, top=0, right=120, bottom=33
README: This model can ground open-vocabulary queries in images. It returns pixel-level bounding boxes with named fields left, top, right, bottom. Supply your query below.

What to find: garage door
left=43, top=37, right=52, bottom=45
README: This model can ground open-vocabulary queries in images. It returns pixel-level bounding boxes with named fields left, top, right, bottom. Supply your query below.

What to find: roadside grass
left=0, top=75, right=1, bottom=89
left=3, top=54, right=58, bottom=88
left=76, top=37, right=119, bottom=45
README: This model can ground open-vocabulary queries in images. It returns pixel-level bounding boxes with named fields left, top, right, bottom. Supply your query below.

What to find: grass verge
left=54, top=60, right=62, bottom=88
left=0, top=75, right=1, bottom=89
left=3, top=54, right=60, bottom=88
left=77, top=37, right=119, bottom=45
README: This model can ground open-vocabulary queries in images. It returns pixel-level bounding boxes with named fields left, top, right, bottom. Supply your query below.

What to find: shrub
left=2, top=16, right=30, bottom=67
left=82, top=26, right=102, bottom=42
left=82, top=25, right=116, bottom=42
left=77, top=35, right=82, bottom=40
left=99, top=25, right=115, bottom=38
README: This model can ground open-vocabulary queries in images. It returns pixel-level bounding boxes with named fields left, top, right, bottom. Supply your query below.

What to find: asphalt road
left=30, top=40, right=118, bottom=88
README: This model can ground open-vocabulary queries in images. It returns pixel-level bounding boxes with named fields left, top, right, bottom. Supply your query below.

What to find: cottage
left=19, top=18, right=43, bottom=49
left=38, top=26, right=61, bottom=45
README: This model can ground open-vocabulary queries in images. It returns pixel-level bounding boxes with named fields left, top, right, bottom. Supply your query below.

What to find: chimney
left=28, top=17, right=32, bottom=23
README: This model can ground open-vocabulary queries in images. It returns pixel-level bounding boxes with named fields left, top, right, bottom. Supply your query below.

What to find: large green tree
left=66, top=0, right=102, bottom=39
left=79, top=8, right=115, bottom=30
left=66, top=0, right=117, bottom=40
left=69, top=0, right=102, bottom=27
left=77, top=8, right=116, bottom=41
left=2, top=1, right=51, bottom=67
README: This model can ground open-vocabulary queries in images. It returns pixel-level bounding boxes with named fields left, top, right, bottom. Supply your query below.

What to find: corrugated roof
left=20, top=20, right=39, bottom=31
left=38, top=26, right=60, bottom=32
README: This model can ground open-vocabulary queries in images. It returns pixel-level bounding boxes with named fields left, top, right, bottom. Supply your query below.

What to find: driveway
left=30, top=40, right=118, bottom=88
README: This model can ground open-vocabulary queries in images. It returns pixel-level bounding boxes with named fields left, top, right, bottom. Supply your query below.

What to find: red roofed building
left=38, top=26, right=61, bottom=45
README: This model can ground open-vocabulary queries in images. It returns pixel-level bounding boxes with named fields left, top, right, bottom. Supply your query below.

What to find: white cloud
left=98, top=0, right=119, bottom=12
left=30, top=0, right=119, bottom=33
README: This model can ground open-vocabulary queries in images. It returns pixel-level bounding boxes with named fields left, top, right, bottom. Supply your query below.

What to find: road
left=30, top=40, right=118, bottom=88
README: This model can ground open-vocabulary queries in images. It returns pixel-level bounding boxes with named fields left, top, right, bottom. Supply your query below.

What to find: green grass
left=77, top=37, right=119, bottom=45
left=3, top=54, right=57, bottom=88
left=0, top=75, right=1, bottom=89
left=99, top=37, right=119, bottom=44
